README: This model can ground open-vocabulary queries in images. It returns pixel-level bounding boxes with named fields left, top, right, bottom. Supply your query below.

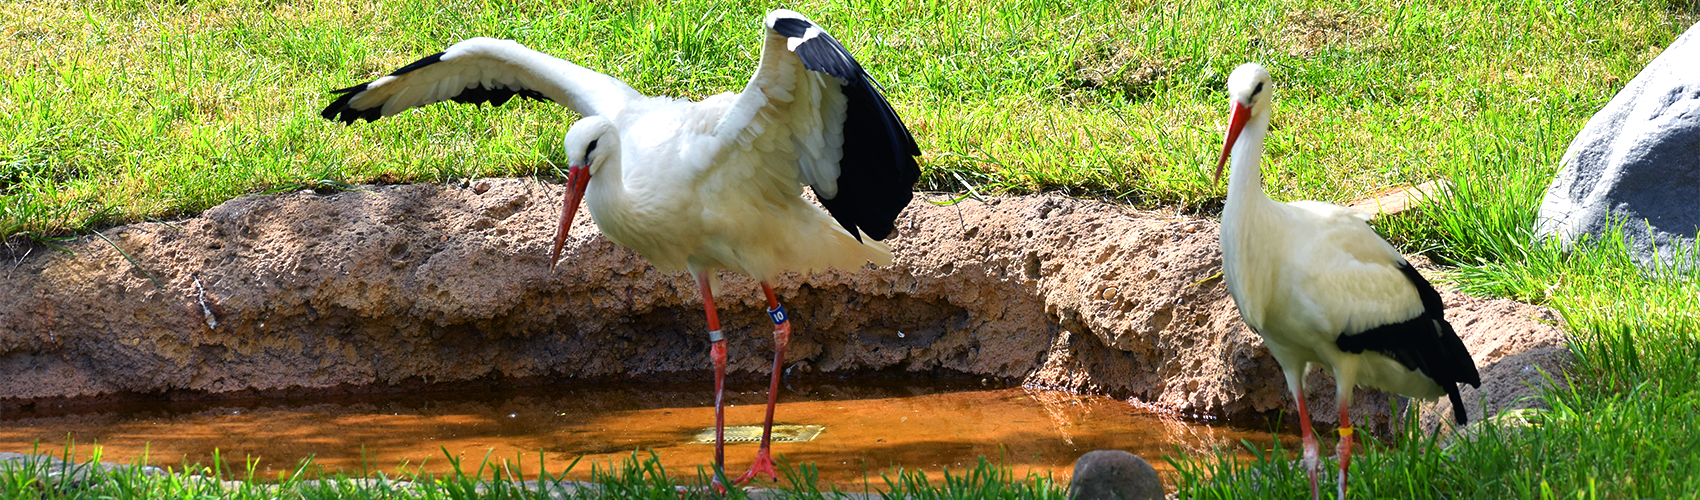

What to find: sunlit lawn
left=3, top=0, right=1698, bottom=497
left=2, top=0, right=1689, bottom=238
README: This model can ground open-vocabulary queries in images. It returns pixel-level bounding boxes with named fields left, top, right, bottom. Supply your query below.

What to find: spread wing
left=321, top=37, right=642, bottom=123
left=710, top=9, right=921, bottom=241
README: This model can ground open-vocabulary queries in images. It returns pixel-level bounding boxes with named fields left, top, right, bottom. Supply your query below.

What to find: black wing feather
left=773, top=16, right=921, bottom=242
left=320, top=51, right=555, bottom=125
left=388, top=52, right=446, bottom=76
left=321, top=84, right=384, bottom=124
left=1335, top=262, right=1482, bottom=425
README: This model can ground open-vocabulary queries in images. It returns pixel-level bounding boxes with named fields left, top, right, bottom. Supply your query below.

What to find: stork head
left=1215, top=63, right=1274, bottom=184
left=550, top=116, right=620, bottom=270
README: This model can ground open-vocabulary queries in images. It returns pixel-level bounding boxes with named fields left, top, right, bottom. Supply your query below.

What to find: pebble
left=1068, top=450, right=1163, bottom=500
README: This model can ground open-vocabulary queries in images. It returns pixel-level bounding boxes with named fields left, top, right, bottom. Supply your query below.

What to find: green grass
left=2, top=0, right=1693, bottom=239
left=5, top=0, right=1700, bottom=497
left=0, top=445, right=1067, bottom=499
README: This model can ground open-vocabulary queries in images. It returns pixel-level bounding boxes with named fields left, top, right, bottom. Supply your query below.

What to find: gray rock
left=1536, top=21, right=1700, bottom=272
left=1068, top=450, right=1163, bottom=500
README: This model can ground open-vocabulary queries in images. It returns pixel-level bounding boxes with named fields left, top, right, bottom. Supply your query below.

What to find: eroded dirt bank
left=0, top=180, right=1566, bottom=429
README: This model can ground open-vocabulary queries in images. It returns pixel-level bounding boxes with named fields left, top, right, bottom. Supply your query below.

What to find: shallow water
left=0, top=379, right=1286, bottom=486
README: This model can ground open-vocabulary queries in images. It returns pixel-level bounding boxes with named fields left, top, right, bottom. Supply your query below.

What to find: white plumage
left=322, top=9, right=921, bottom=488
left=1215, top=63, right=1480, bottom=500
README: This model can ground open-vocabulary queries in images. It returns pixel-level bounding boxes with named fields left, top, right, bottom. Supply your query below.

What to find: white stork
left=1214, top=63, right=1481, bottom=500
left=320, top=10, right=921, bottom=487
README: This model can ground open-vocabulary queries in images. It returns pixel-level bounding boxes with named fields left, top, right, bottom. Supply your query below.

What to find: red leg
left=698, top=274, right=731, bottom=491
left=734, top=282, right=791, bottom=485
left=1337, top=404, right=1353, bottom=500
left=1295, top=388, right=1320, bottom=500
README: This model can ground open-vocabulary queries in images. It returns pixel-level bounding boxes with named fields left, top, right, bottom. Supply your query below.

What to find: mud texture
left=0, top=179, right=1566, bottom=429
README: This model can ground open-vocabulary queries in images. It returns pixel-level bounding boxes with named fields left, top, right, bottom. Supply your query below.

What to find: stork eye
left=586, top=139, right=599, bottom=157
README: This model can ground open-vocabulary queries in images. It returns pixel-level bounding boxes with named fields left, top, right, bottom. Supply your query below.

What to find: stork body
left=1214, top=63, right=1480, bottom=499
left=321, top=10, right=920, bottom=487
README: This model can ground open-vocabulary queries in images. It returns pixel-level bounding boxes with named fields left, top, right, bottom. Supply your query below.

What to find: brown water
left=0, top=379, right=1286, bottom=486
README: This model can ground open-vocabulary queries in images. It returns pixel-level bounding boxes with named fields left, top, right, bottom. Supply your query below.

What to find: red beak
left=1215, top=101, right=1252, bottom=184
left=548, top=164, right=592, bottom=270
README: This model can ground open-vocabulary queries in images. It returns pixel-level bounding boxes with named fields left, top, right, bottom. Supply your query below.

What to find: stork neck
left=583, top=145, right=633, bottom=226
left=1225, top=113, right=1273, bottom=211
left=587, top=150, right=627, bottom=203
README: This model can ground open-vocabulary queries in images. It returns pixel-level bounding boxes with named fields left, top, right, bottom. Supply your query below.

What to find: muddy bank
left=0, top=180, right=1566, bottom=429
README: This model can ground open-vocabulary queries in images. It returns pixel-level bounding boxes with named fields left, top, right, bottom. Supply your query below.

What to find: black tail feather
left=1446, top=384, right=1469, bottom=425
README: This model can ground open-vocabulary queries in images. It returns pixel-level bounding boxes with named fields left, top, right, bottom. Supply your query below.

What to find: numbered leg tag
left=768, top=306, right=787, bottom=325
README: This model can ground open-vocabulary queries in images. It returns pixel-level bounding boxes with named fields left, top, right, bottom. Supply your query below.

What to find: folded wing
left=1287, top=202, right=1482, bottom=424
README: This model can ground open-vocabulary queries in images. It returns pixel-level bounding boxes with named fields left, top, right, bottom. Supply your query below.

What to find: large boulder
left=1536, top=22, right=1700, bottom=271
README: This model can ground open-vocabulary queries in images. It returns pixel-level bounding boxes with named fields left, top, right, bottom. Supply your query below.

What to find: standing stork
left=1213, top=63, right=1481, bottom=500
left=320, top=10, right=921, bottom=487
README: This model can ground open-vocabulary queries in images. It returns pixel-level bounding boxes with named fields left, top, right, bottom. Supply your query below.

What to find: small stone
left=1069, top=450, right=1162, bottom=500
left=473, top=182, right=491, bottom=194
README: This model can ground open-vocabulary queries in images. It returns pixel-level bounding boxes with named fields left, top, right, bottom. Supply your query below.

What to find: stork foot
left=1297, top=407, right=1320, bottom=500
left=1336, top=417, right=1354, bottom=499
left=703, top=478, right=729, bottom=497
left=733, top=447, right=779, bottom=485
left=1336, top=406, right=1354, bottom=499
left=1298, top=418, right=1320, bottom=500
left=1302, top=453, right=1320, bottom=500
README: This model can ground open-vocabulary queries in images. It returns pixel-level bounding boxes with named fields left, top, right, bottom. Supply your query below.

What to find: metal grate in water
left=691, top=425, right=824, bottom=444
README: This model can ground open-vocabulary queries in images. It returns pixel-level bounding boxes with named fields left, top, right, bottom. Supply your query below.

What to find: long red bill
left=1214, top=101, right=1252, bottom=184
left=548, top=164, right=592, bottom=270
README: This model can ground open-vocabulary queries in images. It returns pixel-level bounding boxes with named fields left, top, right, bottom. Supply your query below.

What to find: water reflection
left=0, top=379, right=1285, bottom=486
